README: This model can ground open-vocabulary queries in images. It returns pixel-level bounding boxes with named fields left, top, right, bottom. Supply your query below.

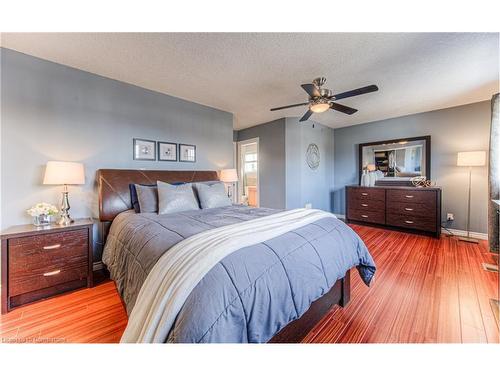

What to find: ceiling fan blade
left=331, top=84, right=378, bottom=100
left=299, top=110, right=314, bottom=122
left=330, top=102, right=358, bottom=115
left=270, top=102, right=309, bottom=111
left=301, top=83, right=321, bottom=98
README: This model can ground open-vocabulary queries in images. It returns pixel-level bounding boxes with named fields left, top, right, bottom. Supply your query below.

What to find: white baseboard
left=444, top=228, right=488, bottom=241
left=334, top=213, right=345, bottom=219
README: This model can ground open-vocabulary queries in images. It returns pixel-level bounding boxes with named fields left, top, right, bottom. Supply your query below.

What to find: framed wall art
left=179, top=144, right=196, bottom=162
left=133, top=138, right=156, bottom=161
left=158, top=141, right=178, bottom=161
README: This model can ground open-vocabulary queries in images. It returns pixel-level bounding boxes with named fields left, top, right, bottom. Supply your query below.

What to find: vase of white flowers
left=27, top=203, right=59, bottom=226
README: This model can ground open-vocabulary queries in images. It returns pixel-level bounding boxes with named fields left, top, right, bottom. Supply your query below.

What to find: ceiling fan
left=270, top=77, right=379, bottom=122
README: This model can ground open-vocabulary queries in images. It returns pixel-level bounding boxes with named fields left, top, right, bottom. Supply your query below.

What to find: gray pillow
left=157, top=181, right=199, bottom=214
left=135, top=184, right=158, bottom=213
left=195, top=182, right=232, bottom=209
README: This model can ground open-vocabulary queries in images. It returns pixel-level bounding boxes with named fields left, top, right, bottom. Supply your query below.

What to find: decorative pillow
left=135, top=184, right=158, bottom=213
left=195, top=182, right=232, bottom=209
left=157, top=181, right=200, bottom=214
left=129, top=184, right=156, bottom=213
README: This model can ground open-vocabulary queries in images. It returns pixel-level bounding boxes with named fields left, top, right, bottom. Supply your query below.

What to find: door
left=237, top=138, right=259, bottom=207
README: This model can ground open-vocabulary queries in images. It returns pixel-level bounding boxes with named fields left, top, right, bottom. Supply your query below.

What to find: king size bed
left=97, top=169, right=376, bottom=343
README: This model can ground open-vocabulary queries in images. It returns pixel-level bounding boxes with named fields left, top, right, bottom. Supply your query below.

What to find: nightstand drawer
left=9, top=263, right=88, bottom=297
left=9, top=228, right=87, bottom=263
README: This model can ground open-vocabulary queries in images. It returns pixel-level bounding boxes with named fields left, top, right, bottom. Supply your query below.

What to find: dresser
left=346, top=185, right=441, bottom=238
left=1, top=219, right=93, bottom=313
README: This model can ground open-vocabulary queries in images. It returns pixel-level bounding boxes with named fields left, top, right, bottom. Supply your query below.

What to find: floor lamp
left=456, top=151, right=486, bottom=243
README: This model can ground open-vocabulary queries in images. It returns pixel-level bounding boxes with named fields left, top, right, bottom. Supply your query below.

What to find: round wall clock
left=306, top=143, right=320, bottom=170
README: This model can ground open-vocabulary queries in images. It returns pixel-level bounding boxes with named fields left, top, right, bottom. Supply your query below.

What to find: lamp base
left=58, top=215, right=74, bottom=226
left=457, top=236, right=479, bottom=244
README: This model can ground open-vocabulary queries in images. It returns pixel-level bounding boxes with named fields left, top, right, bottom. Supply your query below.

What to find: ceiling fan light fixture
left=310, top=102, right=330, bottom=113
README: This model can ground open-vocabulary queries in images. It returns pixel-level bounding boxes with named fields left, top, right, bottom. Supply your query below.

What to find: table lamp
left=456, top=151, right=486, bottom=243
left=43, top=161, right=85, bottom=226
left=220, top=168, right=238, bottom=200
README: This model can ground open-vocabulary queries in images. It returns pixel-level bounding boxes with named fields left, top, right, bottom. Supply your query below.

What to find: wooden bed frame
left=97, top=168, right=351, bottom=343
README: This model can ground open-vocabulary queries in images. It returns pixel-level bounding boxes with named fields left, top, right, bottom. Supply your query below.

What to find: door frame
left=237, top=137, right=260, bottom=207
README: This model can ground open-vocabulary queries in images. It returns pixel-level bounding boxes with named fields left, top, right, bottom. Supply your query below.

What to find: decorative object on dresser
left=219, top=168, right=238, bottom=199
left=359, top=136, right=431, bottom=186
left=456, top=151, right=487, bottom=243
left=179, top=144, right=196, bottom=162
left=158, top=141, right=178, bottom=161
left=1, top=219, right=94, bottom=314
left=346, top=185, right=441, bottom=238
left=43, top=161, right=85, bottom=226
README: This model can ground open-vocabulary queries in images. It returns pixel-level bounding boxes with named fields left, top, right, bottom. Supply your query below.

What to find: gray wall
left=334, top=100, right=491, bottom=233
left=1, top=48, right=234, bottom=248
left=236, top=117, right=335, bottom=212
left=285, top=118, right=334, bottom=212
left=236, top=118, right=286, bottom=209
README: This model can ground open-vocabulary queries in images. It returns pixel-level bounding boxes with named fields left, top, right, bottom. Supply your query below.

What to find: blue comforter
left=102, top=205, right=375, bottom=343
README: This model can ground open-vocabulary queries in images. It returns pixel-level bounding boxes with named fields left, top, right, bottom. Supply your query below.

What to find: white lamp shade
left=43, top=161, right=85, bottom=185
left=457, top=151, right=486, bottom=167
left=219, top=168, right=238, bottom=183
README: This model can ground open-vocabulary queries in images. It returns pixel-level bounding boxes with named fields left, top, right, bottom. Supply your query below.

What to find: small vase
left=360, top=171, right=368, bottom=186
left=33, top=214, right=51, bottom=226
left=368, top=172, right=377, bottom=187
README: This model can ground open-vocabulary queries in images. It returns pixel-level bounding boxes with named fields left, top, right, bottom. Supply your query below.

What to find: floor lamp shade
left=457, top=151, right=486, bottom=167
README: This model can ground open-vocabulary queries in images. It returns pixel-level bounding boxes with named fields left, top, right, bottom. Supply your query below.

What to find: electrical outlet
left=305, top=203, right=312, bottom=209
left=447, top=213, right=454, bottom=221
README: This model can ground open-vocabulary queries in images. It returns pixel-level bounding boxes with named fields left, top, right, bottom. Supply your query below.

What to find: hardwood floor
left=1, top=225, right=498, bottom=343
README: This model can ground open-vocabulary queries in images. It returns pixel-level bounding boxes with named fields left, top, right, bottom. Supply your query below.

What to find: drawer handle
left=361, top=204, right=368, bottom=207
left=405, top=195, right=414, bottom=198
left=361, top=214, right=369, bottom=218
left=404, top=208, right=414, bottom=211
left=361, top=193, right=368, bottom=196
left=43, top=244, right=61, bottom=250
left=404, top=220, right=414, bottom=224
left=43, top=270, right=61, bottom=277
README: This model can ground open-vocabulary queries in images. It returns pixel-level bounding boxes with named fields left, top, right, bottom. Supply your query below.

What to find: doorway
left=237, top=138, right=259, bottom=207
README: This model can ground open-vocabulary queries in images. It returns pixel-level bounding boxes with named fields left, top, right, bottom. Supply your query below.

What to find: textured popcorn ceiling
left=1, top=33, right=498, bottom=130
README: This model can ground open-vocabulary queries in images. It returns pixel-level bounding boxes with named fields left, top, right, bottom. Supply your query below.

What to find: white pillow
left=157, top=181, right=199, bottom=214
left=195, top=182, right=232, bottom=209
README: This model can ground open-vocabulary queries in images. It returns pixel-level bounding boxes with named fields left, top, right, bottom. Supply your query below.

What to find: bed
left=97, top=169, right=376, bottom=343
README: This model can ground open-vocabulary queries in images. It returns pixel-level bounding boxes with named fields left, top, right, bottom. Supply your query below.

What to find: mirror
left=359, top=136, right=430, bottom=186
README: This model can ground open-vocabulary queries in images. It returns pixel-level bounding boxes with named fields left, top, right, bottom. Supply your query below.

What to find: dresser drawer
left=387, top=189, right=436, bottom=204
left=386, top=213, right=436, bottom=232
left=387, top=200, right=436, bottom=218
left=347, top=209, right=385, bottom=225
left=8, top=229, right=88, bottom=296
left=348, top=187, right=385, bottom=202
left=349, top=198, right=385, bottom=213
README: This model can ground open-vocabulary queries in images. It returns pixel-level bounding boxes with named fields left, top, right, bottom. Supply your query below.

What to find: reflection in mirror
left=359, top=136, right=430, bottom=186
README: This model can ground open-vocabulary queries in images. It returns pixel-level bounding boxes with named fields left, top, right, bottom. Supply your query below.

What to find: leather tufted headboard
left=97, top=169, right=219, bottom=222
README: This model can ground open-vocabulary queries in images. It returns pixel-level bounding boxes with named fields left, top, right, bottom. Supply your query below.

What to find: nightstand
left=1, top=219, right=94, bottom=314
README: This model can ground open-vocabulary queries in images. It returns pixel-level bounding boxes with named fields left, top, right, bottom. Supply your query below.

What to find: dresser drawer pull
left=404, top=208, right=414, bottom=211
left=361, top=193, right=368, bottom=196
left=43, top=244, right=61, bottom=250
left=43, top=270, right=61, bottom=277
left=361, top=203, right=368, bottom=207
left=405, top=195, right=414, bottom=198
left=404, top=220, right=414, bottom=224
left=361, top=214, right=369, bottom=218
